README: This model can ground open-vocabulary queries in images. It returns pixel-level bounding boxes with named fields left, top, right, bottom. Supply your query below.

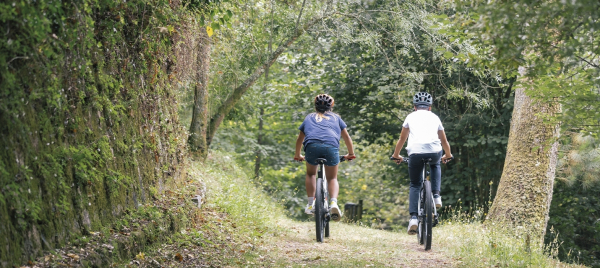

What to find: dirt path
left=252, top=219, right=456, bottom=267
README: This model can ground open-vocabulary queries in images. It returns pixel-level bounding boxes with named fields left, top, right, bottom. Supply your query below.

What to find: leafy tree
left=452, top=0, right=600, bottom=135
left=186, top=0, right=336, bottom=158
left=546, top=134, right=600, bottom=266
left=444, top=0, right=600, bottom=241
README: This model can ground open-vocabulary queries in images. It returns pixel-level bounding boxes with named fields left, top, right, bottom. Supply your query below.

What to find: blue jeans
left=304, top=143, right=340, bottom=166
left=408, top=151, right=442, bottom=215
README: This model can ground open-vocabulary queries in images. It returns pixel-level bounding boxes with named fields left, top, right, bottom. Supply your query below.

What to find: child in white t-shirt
left=391, top=92, right=453, bottom=235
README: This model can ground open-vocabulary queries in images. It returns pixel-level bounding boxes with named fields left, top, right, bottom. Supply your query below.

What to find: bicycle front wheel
left=315, top=177, right=326, bottom=242
left=424, top=180, right=433, bottom=250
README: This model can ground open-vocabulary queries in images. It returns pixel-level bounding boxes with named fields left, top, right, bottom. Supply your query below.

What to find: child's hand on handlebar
left=442, top=154, right=453, bottom=164
left=294, top=155, right=305, bottom=162
left=343, top=153, right=356, bottom=161
left=391, top=154, right=404, bottom=164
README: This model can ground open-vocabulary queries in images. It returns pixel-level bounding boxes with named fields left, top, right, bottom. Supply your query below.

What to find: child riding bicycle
left=294, top=94, right=356, bottom=221
left=391, top=92, right=453, bottom=235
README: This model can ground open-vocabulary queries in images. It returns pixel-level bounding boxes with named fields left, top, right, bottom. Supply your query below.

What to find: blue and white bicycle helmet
left=413, top=92, right=433, bottom=106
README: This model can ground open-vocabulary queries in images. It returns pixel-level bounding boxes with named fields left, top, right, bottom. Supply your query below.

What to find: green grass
left=194, top=152, right=287, bottom=238
left=434, top=208, right=584, bottom=268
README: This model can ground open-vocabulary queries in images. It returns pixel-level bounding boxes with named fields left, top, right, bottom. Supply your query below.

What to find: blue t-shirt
left=298, top=112, right=347, bottom=149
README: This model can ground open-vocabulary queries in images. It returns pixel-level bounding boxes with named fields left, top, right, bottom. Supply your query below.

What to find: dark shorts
left=304, top=143, right=340, bottom=166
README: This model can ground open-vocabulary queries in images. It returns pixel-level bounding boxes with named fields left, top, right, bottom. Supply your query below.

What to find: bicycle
left=390, top=155, right=452, bottom=250
left=313, top=156, right=347, bottom=242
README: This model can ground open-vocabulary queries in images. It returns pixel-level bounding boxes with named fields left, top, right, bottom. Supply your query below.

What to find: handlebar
left=390, top=156, right=409, bottom=163
left=294, top=155, right=355, bottom=163
left=390, top=156, right=454, bottom=164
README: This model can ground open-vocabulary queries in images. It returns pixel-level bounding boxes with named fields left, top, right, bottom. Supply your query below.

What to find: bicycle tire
left=424, top=180, right=433, bottom=250
left=315, top=177, right=325, bottom=242
left=417, top=186, right=424, bottom=245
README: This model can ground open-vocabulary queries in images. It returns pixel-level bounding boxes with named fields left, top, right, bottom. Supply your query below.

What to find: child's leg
left=323, top=145, right=340, bottom=199
left=408, top=154, right=425, bottom=216
left=429, top=151, right=443, bottom=194
left=324, top=165, right=339, bottom=199
left=305, top=162, right=318, bottom=198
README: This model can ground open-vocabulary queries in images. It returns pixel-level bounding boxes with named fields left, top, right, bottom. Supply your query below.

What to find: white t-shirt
left=402, top=110, right=444, bottom=155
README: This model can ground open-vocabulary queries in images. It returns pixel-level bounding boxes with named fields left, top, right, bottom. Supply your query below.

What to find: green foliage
left=545, top=134, right=600, bottom=267
left=451, top=0, right=600, bottom=135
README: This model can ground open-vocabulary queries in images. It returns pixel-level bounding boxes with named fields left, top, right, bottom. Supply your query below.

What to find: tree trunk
left=255, top=66, right=268, bottom=178
left=486, top=80, right=560, bottom=241
left=188, top=29, right=211, bottom=159
left=205, top=18, right=322, bottom=147
left=255, top=5, right=275, bottom=178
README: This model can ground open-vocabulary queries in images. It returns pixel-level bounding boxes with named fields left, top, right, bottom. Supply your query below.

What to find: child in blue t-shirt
left=294, top=94, right=356, bottom=221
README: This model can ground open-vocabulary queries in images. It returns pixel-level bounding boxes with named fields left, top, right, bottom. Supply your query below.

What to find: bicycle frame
left=317, top=160, right=330, bottom=217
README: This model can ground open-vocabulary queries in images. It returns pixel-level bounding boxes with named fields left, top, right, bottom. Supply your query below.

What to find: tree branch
left=295, top=0, right=307, bottom=31
left=206, top=15, right=324, bottom=147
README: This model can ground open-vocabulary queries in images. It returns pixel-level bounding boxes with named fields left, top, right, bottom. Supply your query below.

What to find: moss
left=0, top=0, right=200, bottom=266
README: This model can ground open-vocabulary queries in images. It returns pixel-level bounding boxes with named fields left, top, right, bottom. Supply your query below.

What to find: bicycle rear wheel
left=315, top=177, right=326, bottom=242
left=418, top=186, right=425, bottom=245
left=423, top=180, right=433, bottom=250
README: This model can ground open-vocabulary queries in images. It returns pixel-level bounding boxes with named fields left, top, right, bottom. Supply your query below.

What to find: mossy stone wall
left=0, top=0, right=196, bottom=266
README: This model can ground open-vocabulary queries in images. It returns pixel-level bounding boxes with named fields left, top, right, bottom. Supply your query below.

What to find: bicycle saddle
left=316, top=158, right=327, bottom=164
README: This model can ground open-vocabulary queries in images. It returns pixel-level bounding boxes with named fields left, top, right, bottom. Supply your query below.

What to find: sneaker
left=433, top=194, right=442, bottom=208
left=330, top=201, right=342, bottom=221
left=305, top=202, right=314, bottom=215
left=407, top=217, right=418, bottom=235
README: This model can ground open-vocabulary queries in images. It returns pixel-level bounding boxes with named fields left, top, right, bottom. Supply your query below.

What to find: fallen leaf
left=67, top=253, right=79, bottom=261
left=175, top=253, right=183, bottom=262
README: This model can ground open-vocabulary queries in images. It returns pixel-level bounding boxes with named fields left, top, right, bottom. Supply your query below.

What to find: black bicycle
left=314, top=156, right=347, bottom=242
left=391, top=156, right=451, bottom=250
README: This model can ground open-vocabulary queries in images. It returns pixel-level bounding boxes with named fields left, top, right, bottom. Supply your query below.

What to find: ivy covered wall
left=0, top=0, right=199, bottom=265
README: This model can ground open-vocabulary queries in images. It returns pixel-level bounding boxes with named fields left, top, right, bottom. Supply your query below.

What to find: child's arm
left=294, top=131, right=306, bottom=161
left=341, top=129, right=356, bottom=160
left=392, top=127, right=409, bottom=163
left=438, top=129, right=453, bottom=163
